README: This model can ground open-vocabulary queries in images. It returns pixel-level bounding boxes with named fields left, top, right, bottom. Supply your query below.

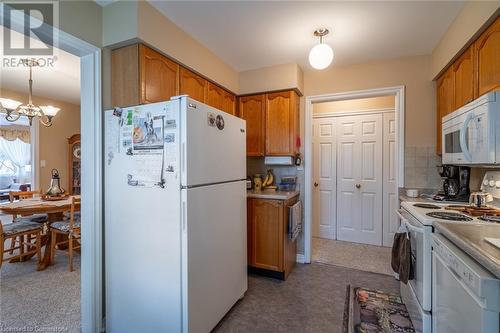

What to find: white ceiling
left=0, top=27, right=80, bottom=105
left=149, top=1, right=465, bottom=71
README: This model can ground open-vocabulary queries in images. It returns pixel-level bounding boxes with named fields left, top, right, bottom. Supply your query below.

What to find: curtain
left=0, top=137, right=31, bottom=182
left=0, top=126, right=30, bottom=143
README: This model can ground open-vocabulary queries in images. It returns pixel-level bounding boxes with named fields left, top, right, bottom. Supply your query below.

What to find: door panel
left=206, top=82, right=224, bottom=110
left=337, top=113, right=383, bottom=245
left=312, top=118, right=336, bottom=239
left=266, top=91, right=295, bottom=155
left=239, top=94, right=265, bottom=156
left=184, top=181, right=247, bottom=332
left=179, top=67, right=207, bottom=102
left=383, top=112, right=398, bottom=246
left=248, top=199, right=283, bottom=271
left=222, top=90, right=236, bottom=115
left=180, top=98, right=246, bottom=186
left=453, top=46, right=474, bottom=109
left=139, top=45, right=179, bottom=104
left=474, top=17, right=500, bottom=97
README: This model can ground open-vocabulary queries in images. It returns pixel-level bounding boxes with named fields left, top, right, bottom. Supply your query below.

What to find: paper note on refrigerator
left=105, top=112, right=120, bottom=165
left=127, top=108, right=166, bottom=188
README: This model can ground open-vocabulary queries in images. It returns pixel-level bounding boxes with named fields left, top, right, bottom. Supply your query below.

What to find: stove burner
left=426, top=211, right=473, bottom=221
left=478, top=215, right=500, bottom=223
left=414, top=203, right=441, bottom=209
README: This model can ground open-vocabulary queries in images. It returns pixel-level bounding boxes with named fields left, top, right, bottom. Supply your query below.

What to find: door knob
left=355, top=183, right=361, bottom=189
left=314, top=182, right=319, bottom=187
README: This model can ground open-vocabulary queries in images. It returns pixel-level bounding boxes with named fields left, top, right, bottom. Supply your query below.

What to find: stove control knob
left=496, top=181, right=500, bottom=188
left=489, top=180, right=496, bottom=187
left=483, top=179, right=489, bottom=186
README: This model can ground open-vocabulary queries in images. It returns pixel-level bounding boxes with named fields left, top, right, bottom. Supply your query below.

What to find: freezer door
left=104, top=106, right=182, bottom=333
left=179, top=97, right=246, bottom=187
left=181, top=180, right=247, bottom=333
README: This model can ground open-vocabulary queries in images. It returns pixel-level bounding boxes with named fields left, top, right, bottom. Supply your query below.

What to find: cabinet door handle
left=355, top=183, right=361, bottom=189
left=314, top=182, right=319, bottom=187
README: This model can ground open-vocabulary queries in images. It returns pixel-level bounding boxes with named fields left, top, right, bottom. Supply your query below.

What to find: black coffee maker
left=437, top=165, right=470, bottom=201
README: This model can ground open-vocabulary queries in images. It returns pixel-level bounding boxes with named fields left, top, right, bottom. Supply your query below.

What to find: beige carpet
left=0, top=249, right=80, bottom=332
left=312, top=237, right=393, bottom=276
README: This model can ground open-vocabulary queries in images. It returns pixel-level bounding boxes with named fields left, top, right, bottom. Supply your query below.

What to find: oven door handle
left=396, top=209, right=424, bottom=234
left=460, top=112, right=474, bottom=162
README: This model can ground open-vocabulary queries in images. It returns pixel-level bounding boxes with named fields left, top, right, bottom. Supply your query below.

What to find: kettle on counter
left=469, top=191, right=493, bottom=208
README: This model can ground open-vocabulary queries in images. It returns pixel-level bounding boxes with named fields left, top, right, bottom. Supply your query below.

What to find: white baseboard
left=296, top=254, right=306, bottom=263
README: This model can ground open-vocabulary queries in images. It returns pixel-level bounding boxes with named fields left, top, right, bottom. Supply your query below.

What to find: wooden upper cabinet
left=239, top=94, right=265, bottom=156
left=474, top=17, right=500, bottom=97
left=111, top=44, right=140, bottom=107
left=436, top=68, right=454, bottom=155
left=139, top=45, right=179, bottom=104
left=222, top=90, right=236, bottom=115
left=265, top=91, right=298, bottom=156
left=180, top=67, right=207, bottom=102
left=111, top=44, right=178, bottom=107
left=247, top=198, right=284, bottom=271
left=206, top=82, right=224, bottom=110
left=453, top=46, right=475, bottom=109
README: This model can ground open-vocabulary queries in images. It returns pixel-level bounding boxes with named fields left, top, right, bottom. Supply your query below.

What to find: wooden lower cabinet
left=247, top=196, right=298, bottom=280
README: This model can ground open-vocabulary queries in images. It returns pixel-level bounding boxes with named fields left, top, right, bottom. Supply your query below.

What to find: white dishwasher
left=432, top=233, right=500, bottom=333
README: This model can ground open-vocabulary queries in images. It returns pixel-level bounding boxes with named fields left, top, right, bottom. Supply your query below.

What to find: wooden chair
left=7, top=190, right=48, bottom=254
left=8, top=190, right=48, bottom=222
left=0, top=219, right=43, bottom=269
left=8, top=190, right=42, bottom=203
left=50, top=196, right=81, bottom=272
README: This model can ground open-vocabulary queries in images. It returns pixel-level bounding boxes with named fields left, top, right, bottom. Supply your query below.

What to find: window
left=0, top=114, right=32, bottom=188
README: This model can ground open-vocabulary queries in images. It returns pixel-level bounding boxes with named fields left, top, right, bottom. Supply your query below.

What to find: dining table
left=0, top=196, right=79, bottom=271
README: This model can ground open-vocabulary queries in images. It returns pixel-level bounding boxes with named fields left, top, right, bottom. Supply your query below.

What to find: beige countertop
left=247, top=190, right=300, bottom=201
left=434, top=221, right=500, bottom=279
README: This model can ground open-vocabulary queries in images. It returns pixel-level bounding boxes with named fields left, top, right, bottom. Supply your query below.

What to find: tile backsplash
left=404, top=146, right=442, bottom=189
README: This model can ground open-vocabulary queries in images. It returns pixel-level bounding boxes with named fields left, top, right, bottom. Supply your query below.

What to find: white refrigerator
left=104, top=96, right=247, bottom=333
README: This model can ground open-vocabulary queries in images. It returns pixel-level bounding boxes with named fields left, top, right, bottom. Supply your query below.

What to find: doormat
left=342, top=285, right=415, bottom=333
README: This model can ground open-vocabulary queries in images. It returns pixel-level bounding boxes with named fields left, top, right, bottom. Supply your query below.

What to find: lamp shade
left=40, top=105, right=61, bottom=116
left=0, top=98, right=22, bottom=110
left=308, top=43, right=334, bottom=70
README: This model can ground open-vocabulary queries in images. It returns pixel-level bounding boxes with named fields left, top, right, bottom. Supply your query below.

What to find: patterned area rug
left=343, top=285, right=415, bottom=333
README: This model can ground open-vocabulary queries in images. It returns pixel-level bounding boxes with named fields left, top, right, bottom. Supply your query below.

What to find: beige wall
left=305, top=55, right=435, bottom=148
left=430, top=1, right=500, bottom=79
left=1, top=89, right=81, bottom=192
left=102, top=1, right=239, bottom=93
left=313, top=95, right=395, bottom=114
left=59, top=0, right=103, bottom=47
left=239, top=63, right=304, bottom=95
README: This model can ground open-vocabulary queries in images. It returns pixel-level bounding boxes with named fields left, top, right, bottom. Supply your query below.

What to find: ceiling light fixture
left=0, top=59, right=60, bottom=127
left=309, top=28, right=334, bottom=70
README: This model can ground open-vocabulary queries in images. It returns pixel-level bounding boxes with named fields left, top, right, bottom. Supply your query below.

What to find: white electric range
left=399, top=171, right=500, bottom=333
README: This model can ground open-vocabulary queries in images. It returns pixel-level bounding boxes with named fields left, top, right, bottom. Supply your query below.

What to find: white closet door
left=336, top=114, right=383, bottom=246
left=312, top=118, right=336, bottom=239
left=383, top=112, right=398, bottom=247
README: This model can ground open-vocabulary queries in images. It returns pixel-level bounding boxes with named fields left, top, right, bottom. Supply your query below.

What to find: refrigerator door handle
left=182, top=201, right=187, bottom=232
left=181, top=142, right=186, bottom=174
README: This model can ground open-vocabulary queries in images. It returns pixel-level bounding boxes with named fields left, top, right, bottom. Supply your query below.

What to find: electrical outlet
left=40, top=160, right=46, bottom=167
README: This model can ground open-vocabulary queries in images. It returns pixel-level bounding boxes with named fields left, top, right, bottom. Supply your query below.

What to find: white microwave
left=442, top=91, right=500, bottom=165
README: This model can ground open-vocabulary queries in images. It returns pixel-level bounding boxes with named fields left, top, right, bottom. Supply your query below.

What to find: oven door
left=396, top=209, right=432, bottom=312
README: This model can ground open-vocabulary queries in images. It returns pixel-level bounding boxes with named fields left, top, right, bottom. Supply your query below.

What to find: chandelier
left=0, top=59, right=60, bottom=127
